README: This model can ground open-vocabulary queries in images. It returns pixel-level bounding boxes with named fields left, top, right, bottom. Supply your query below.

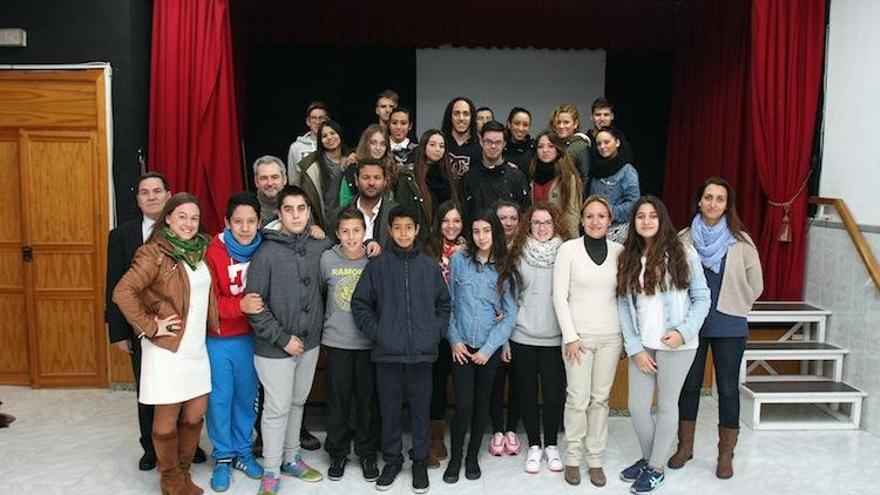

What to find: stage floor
left=0, top=385, right=876, bottom=494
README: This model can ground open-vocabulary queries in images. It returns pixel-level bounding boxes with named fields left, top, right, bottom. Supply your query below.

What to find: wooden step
left=742, top=342, right=849, bottom=382
left=740, top=380, right=866, bottom=430
left=747, top=301, right=831, bottom=342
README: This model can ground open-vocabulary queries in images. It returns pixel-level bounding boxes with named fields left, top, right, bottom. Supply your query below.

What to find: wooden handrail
left=810, top=196, right=880, bottom=291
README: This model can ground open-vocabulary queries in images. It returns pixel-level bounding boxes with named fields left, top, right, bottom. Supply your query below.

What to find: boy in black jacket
left=351, top=205, right=452, bottom=494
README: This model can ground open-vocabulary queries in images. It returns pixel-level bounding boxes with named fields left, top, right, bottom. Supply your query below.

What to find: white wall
left=415, top=47, right=605, bottom=137
left=821, top=0, right=880, bottom=226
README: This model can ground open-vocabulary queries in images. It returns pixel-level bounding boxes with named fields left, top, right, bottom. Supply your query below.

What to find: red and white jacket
left=204, top=235, right=253, bottom=338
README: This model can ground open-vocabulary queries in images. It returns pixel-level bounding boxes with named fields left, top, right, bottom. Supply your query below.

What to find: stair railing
left=809, top=196, right=880, bottom=292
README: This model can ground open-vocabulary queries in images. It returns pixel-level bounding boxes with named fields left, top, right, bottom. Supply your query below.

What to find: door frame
left=0, top=65, right=114, bottom=387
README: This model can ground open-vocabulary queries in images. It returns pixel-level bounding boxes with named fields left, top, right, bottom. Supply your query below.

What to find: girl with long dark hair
left=444, top=210, right=519, bottom=483
left=616, top=196, right=710, bottom=495
left=292, top=120, right=350, bottom=231
left=394, top=129, right=459, bottom=244
left=529, top=130, right=584, bottom=236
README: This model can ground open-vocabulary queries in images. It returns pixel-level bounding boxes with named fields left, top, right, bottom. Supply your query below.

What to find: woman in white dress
left=114, top=192, right=218, bottom=495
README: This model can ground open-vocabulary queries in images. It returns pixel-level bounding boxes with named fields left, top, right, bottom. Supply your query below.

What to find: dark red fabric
left=750, top=0, right=826, bottom=299
left=662, top=0, right=764, bottom=235
left=149, top=0, right=243, bottom=233
left=230, top=0, right=675, bottom=51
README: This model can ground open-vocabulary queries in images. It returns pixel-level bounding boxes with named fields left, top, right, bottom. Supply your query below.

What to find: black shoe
left=300, top=429, right=321, bottom=451
left=328, top=456, right=347, bottom=481
left=375, top=463, right=402, bottom=491
left=412, top=460, right=429, bottom=494
left=360, top=456, right=380, bottom=482
left=464, top=457, right=481, bottom=480
left=138, top=452, right=156, bottom=471
left=443, top=457, right=461, bottom=484
left=193, top=446, right=207, bottom=464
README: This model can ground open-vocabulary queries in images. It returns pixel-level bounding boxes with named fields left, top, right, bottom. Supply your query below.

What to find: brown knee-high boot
left=668, top=420, right=696, bottom=469
left=153, top=430, right=187, bottom=495
left=716, top=426, right=738, bottom=479
left=178, top=420, right=205, bottom=495
left=427, top=420, right=447, bottom=468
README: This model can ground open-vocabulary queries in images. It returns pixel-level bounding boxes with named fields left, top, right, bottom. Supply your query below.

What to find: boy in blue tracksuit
left=351, top=205, right=452, bottom=494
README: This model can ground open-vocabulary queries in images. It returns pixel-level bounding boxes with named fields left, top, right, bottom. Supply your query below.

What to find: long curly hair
left=509, top=201, right=572, bottom=264
left=617, top=196, right=691, bottom=296
left=464, top=209, right=518, bottom=299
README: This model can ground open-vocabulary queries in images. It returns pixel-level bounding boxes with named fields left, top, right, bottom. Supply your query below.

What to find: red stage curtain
left=662, top=0, right=764, bottom=234
left=149, top=0, right=243, bottom=233
left=750, top=0, right=826, bottom=299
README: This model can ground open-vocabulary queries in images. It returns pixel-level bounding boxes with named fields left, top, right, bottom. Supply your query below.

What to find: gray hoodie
left=246, top=229, right=333, bottom=358
left=320, top=245, right=371, bottom=350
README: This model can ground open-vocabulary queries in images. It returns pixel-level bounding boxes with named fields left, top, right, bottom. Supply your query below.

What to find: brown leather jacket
left=112, top=236, right=219, bottom=352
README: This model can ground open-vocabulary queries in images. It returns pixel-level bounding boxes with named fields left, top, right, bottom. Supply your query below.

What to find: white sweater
left=552, top=237, right=623, bottom=344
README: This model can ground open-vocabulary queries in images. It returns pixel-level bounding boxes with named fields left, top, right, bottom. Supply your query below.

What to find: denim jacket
left=618, top=244, right=711, bottom=356
left=447, top=250, right=518, bottom=358
left=589, top=164, right=640, bottom=225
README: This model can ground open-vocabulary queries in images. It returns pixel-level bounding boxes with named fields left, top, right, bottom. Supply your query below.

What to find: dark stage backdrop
left=242, top=46, right=416, bottom=187
left=605, top=50, right=674, bottom=198
left=243, top=46, right=672, bottom=196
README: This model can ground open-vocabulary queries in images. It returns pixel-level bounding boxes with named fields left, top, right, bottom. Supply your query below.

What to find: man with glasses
left=460, top=120, right=530, bottom=222
left=288, top=102, right=329, bottom=182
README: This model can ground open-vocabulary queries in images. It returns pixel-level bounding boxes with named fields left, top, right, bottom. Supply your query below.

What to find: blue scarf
left=223, top=228, right=262, bottom=262
left=690, top=215, right=736, bottom=274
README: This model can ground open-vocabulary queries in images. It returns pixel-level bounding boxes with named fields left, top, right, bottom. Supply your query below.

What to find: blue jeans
left=677, top=336, right=746, bottom=429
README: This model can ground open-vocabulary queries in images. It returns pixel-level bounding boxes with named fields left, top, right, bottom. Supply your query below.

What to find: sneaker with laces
left=488, top=432, right=506, bottom=456
left=328, top=457, right=347, bottom=481
left=280, top=453, right=324, bottom=482
left=234, top=454, right=264, bottom=479
left=544, top=446, right=563, bottom=472
left=376, top=462, right=402, bottom=491
left=503, top=431, right=521, bottom=455
left=360, top=456, right=380, bottom=482
left=630, top=466, right=665, bottom=494
left=524, top=446, right=542, bottom=474
left=257, top=472, right=280, bottom=495
left=620, top=458, right=649, bottom=483
left=412, top=460, right=429, bottom=493
left=211, top=461, right=232, bottom=492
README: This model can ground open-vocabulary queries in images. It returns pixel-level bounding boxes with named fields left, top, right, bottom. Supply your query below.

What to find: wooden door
left=0, top=70, right=110, bottom=387
left=0, top=133, right=28, bottom=384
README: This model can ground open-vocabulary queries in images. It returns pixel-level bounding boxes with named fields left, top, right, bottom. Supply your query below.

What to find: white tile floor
left=0, top=385, right=877, bottom=495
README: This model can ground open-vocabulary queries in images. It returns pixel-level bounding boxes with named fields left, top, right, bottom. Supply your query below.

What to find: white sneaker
left=524, top=446, right=542, bottom=474
left=545, top=446, right=563, bottom=472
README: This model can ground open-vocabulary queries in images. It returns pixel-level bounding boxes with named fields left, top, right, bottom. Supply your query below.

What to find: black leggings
left=678, top=336, right=746, bottom=429
left=489, top=359, right=521, bottom=432
left=510, top=341, right=565, bottom=447
left=450, top=348, right=502, bottom=458
left=430, top=339, right=453, bottom=421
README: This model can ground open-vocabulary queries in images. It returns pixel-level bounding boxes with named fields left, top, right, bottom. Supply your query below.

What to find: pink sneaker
left=503, top=431, right=521, bottom=455
left=488, top=432, right=506, bottom=456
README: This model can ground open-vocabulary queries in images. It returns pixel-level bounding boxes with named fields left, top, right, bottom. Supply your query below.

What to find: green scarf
left=159, top=226, right=209, bottom=270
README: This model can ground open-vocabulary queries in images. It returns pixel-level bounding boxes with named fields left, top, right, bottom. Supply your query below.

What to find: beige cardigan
left=679, top=228, right=764, bottom=317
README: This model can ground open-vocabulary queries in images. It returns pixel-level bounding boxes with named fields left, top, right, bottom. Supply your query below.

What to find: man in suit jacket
left=105, top=172, right=175, bottom=470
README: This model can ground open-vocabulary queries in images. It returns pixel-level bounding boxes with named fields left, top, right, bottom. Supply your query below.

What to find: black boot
left=443, top=455, right=462, bottom=484
left=465, top=456, right=481, bottom=480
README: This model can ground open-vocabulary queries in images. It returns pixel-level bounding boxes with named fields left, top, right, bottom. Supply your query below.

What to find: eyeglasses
left=482, top=139, right=504, bottom=148
left=531, top=220, right=553, bottom=227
